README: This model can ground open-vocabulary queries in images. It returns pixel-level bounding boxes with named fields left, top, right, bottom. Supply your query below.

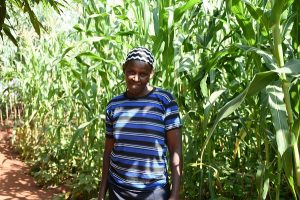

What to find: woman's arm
left=98, top=137, right=115, bottom=200
left=166, top=128, right=182, bottom=200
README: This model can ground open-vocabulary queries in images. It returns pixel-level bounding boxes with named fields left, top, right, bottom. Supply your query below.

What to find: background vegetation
left=1, top=0, right=300, bottom=199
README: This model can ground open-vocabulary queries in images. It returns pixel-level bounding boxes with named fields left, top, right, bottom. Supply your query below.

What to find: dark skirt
left=108, top=183, right=170, bottom=200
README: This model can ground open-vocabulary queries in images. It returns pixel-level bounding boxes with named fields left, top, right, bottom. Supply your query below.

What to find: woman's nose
left=132, top=74, right=140, bottom=81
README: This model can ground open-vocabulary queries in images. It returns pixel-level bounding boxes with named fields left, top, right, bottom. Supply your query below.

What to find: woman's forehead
left=124, top=60, right=153, bottom=71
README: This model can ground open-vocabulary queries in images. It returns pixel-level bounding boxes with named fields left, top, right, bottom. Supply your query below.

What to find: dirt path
left=0, top=127, right=63, bottom=200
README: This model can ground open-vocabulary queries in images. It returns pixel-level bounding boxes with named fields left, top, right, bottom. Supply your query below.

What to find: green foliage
left=0, top=0, right=66, bottom=45
left=0, top=0, right=300, bottom=199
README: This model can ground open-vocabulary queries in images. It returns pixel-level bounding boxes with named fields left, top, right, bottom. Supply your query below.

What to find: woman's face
left=123, top=60, right=153, bottom=98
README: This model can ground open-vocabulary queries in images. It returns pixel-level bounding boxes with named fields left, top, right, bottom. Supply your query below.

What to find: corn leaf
left=266, top=84, right=292, bottom=157
left=24, top=0, right=41, bottom=36
left=203, top=89, right=226, bottom=130
left=174, top=0, right=201, bottom=23
left=3, top=26, right=18, bottom=47
left=200, top=70, right=281, bottom=164
left=0, top=0, right=6, bottom=31
left=274, top=59, right=300, bottom=75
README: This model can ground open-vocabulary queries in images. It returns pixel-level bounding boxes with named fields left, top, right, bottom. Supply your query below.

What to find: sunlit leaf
left=174, top=0, right=201, bottom=22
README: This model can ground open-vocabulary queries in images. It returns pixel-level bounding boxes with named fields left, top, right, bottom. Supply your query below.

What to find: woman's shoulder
left=153, top=87, right=176, bottom=103
left=111, top=93, right=126, bottom=101
left=106, top=93, right=126, bottom=109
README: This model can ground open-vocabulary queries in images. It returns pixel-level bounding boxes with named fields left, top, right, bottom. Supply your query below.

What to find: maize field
left=0, top=0, right=300, bottom=199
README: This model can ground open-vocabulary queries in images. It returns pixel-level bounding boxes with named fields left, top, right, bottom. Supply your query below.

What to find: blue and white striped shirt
left=106, top=87, right=181, bottom=190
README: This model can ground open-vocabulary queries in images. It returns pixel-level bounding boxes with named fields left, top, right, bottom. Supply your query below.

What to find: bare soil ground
left=0, top=126, right=64, bottom=200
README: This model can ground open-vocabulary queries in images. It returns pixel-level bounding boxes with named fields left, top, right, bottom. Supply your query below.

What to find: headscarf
left=125, top=47, right=154, bottom=66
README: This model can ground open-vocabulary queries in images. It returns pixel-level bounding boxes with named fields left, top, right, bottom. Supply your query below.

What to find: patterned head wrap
left=125, top=47, right=154, bottom=67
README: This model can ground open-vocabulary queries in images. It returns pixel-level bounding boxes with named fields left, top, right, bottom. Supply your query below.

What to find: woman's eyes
left=127, top=71, right=148, bottom=77
left=127, top=71, right=135, bottom=75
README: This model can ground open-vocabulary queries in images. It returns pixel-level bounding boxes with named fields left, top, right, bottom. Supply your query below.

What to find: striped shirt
left=106, top=87, right=181, bottom=190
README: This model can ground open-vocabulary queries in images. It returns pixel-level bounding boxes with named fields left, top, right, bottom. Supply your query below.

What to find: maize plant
left=0, top=0, right=299, bottom=199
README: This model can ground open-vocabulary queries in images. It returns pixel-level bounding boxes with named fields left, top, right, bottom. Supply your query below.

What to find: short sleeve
left=105, top=107, right=114, bottom=138
left=164, top=96, right=181, bottom=131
